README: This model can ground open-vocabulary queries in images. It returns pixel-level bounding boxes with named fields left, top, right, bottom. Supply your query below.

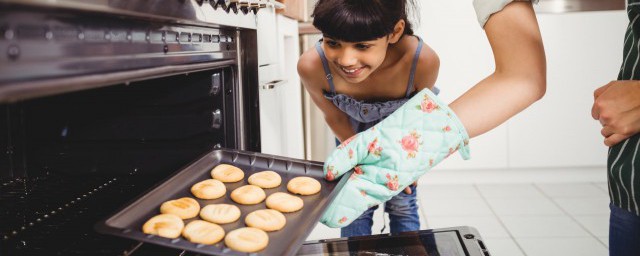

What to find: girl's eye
left=355, top=44, right=370, bottom=50
left=326, top=40, right=339, bottom=47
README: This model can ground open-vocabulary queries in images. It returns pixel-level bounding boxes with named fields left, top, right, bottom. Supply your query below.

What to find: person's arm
left=297, top=50, right=356, bottom=142
left=450, top=1, right=546, bottom=138
left=591, top=80, right=640, bottom=146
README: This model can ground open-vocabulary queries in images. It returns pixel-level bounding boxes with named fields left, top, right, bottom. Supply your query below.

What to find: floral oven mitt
left=321, top=89, right=471, bottom=228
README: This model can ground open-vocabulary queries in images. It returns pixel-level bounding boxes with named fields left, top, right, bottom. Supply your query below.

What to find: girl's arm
left=297, top=52, right=356, bottom=142
left=450, top=1, right=546, bottom=138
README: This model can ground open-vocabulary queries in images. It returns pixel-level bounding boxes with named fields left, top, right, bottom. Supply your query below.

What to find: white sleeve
left=473, top=0, right=539, bottom=28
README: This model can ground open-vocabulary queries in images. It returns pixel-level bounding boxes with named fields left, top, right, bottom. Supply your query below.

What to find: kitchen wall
left=302, top=1, right=628, bottom=171
left=416, top=1, right=627, bottom=170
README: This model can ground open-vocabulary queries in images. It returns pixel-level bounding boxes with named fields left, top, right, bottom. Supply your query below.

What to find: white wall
left=415, top=1, right=627, bottom=170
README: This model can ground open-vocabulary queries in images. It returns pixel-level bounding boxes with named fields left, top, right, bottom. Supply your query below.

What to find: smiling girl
left=298, top=0, right=546, bottom=237
left=297, top=0, right=434, bottom=237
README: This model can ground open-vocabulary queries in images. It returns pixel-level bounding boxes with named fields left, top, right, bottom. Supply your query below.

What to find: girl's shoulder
left=297, top=46, right=327, bottom=91
left=408, top=36, right=439, bottom=91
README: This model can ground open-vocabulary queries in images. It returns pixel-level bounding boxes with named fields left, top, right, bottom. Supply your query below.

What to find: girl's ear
left=388, top=19, right=405, bottom=44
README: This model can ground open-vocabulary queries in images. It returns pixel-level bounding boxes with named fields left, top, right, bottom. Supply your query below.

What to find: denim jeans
left=340, top=184, right=420, bottom=237
left=609, top=203, right=640, bottom=256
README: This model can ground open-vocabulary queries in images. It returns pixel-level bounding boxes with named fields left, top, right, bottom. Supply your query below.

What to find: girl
left=297, top=0, right=433, bottom=237
left=298, top=0, right=546, bottom=237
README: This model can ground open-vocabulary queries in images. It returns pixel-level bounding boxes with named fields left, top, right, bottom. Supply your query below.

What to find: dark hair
left=312, top=0, right=417, bottom=42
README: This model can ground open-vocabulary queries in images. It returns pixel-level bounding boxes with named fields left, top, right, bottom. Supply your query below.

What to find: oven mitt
left=320, top=88, right=471, bottom=228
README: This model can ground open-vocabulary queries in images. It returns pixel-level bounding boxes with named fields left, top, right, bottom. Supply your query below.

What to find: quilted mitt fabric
left=320, top=88, right=471, bottom=228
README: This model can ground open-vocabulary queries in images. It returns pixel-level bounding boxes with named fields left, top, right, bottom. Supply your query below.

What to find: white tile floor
left=306, top=167, right=610, bottom=256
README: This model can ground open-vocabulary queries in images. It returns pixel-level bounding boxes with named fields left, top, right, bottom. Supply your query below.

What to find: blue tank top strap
left=315, top=41, right=336, bottom=93
left=405, top=36, right=423, bottom=97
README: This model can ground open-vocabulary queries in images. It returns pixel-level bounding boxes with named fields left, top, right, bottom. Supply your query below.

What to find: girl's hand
left=403, top=181, right=418, bottom=195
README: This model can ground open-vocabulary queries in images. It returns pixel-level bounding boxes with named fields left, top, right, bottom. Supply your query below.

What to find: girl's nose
left=336, top=49, right=358, bottom=67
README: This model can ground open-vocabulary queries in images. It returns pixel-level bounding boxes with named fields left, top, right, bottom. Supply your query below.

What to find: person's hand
left=591, top=80, right=640, bottom=146
left=403, top=181, right=418, bottom=195
left=319, top=89, right=470, bottom=228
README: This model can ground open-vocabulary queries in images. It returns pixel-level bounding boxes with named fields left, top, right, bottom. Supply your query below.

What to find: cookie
left=182, top=220, right=225, bottom=245
left=287, top=176, right=321, bottom=195
left=210, top=164, right=244, bottom=183
left=245, top=209, right=286, bottom=232
left=142, top=214, right=184, bottom=239
left=160, top=197, right=200, bottom=219
left=224, top=227, right=269, bottom=253
left=265, top=192, right=304, bottom=213
left=200, top=204, right=241, bottom=224
left=191, top=179, right=226, bottom=200
left=247, top=170, right=282, bottom=189
left=230, top=185, right=266, bottom=205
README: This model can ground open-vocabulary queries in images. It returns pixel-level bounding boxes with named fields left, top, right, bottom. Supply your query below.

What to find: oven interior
left=0, top=68, right=253, bottom=255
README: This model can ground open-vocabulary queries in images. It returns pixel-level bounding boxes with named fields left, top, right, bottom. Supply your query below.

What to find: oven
left=0, top=1, right=491, bottom=255
left=0, top=0, right=265, bottom=255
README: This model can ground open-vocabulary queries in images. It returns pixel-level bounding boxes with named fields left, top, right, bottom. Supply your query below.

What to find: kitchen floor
left=306, top=166, right=610, bottom=256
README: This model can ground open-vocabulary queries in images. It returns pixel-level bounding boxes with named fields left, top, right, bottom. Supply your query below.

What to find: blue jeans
left=609, top=203, right=640, bottom=256
left=340, top=184, right=420, bottom=237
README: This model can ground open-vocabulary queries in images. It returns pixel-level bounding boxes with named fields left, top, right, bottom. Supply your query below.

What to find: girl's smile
left=339, top=65, right=366, bottom=78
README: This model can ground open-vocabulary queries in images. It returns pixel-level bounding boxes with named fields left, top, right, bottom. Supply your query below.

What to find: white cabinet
left=257, top=4, right=278, bottom=66
left=257, top=12, right=305, bottom=159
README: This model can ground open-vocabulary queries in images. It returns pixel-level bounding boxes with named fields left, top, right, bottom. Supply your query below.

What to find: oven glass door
left=298, top=229, right=478, bottom=256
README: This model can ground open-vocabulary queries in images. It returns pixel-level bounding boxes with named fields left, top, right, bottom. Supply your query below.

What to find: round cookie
left=182, top=220, right=225, bottom=245
left=247, top=170, right=282, bottom=189
left=211, top=164, right=244, bottom=183
left=200, top=204, right=241, bottom=224
left=224, top=227, right=269, bottom=253
left=287, top=176, right=321, bottom=195
left=245, top=209, right=286, bottom=232
left=265, top=192, right=304, bottom=213
left=230, top=185, right=266, bottom=205
left=191, top=179, right=226, bottom=200
left=142, top=214, right=184, bottom=239
left=160, top=197, right=200, bottom=219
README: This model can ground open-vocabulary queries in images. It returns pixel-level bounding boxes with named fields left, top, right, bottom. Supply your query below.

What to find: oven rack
left=0, top=168, right=190, bottom=256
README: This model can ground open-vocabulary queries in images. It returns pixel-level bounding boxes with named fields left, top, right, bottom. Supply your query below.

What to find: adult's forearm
left=450, top=1, right=546, bottom=138
left=450, top=73, right=545, bottom=138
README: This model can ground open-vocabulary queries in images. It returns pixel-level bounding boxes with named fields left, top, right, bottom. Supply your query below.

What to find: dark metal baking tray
left=95, top=149, right=349, bottom=256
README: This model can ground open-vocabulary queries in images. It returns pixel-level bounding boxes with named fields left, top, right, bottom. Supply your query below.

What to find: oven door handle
left=260, top=79, right=287, bottom=90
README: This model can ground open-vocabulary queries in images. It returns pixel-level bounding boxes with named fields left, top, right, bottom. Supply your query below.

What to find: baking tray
left=95, top=149, right=350, bottom=256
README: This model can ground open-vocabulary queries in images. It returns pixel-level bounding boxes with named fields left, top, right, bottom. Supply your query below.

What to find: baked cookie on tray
left=265, top=192, right=304, bottom=213
left=224, top=227, right=269, bottom=253
left=230, top=185, right=266, bottom=205
left=160, top=197, right=200, bottom=219
left=182, top=220, right=225, bottom=245
left=287, top=176, right=321, bottom=195
left=247, top=170, right=282, bottom=189
left=142, top=214, right=184, bottom=239
left=245, top=209, right=287, bottom=232
left=190, top=179, right=226, bottom=200
left=210, top=164, right=244, bottom=183
left=200, top=204, right=241, bottom=224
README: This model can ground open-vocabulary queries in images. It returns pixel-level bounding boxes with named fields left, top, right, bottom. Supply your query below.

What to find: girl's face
left=322, top=36, right=391, bottom=84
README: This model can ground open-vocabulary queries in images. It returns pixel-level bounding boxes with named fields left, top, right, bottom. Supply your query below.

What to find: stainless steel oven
left=0, top=1, right=268, bottom=255
left=0, top=1, right=492, bottom=255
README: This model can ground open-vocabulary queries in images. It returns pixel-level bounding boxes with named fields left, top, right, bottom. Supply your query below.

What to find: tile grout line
left=532, top=183, right=609, bottom=248
left=474, top=183, right=529, bottom=256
